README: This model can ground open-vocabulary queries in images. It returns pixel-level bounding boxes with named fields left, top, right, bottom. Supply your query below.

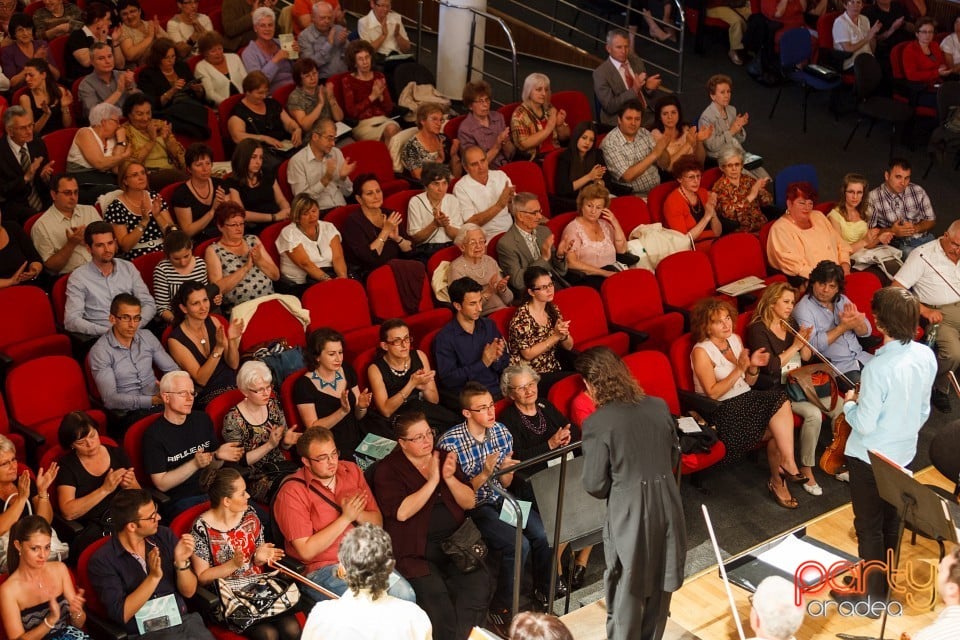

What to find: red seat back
left=122, top=412, right=162, bottom=488
left=51, top=275, right=68, bottom=326
left=352, top=347, right=378, bottom=391
left=204, top=388, right=246, bottom=439
left=844, top=271, right=883, bottom=337
left=257, top=220, right=289, bottom=267
left=541, top=149, right=561, bottom=196
left=218, top=93, right=245, bottom=157
left=553, top=286, right=628, bottom=354
left=277, top=159, right=293, bottom=203
left=132, top=250, right=165, bottom=295
left=77, top=536, right=112, bottom=618
left=545, top=211, right=577, bottom=239
left=550, top=90, right=593, bottom=132
left=709, top=232, right=767, bottom=285
left=280, top=368, right=308, bottom=430
left=501, top=161, right=551, bottom=218
left=240, top=299, right=307, bottom=352
left=607, top=195, right=651, bottom=234
left=272, top=82, right=296, bottom=110
left=366, top=263, right=435, bottom=319
left=601, top=269, right=664, bottom=325
left=302, top=278, right=372, bottom=333
left=497, top=102, right=520, bottom=122
left=426, top=245, right=461, bottom=277
left=443, top=114, right=466, bottom=140
left=0, top=286, right=61, bottom=350
left=42, top=128, right=80, bottom=175
left=622, top=351, right=680, bottom=414
left=668, top=333, right=696, bottom=392
left=547, top=373, right=585, bottom=422
left=6, top=356, right=94, bottom=430
left=170, top=501, right=211, bottom=537
left=646, top=181, right=677, bottom=224
left=342, top=140, right=410, bottom=192
left=656, top=250, right=718, bottom=311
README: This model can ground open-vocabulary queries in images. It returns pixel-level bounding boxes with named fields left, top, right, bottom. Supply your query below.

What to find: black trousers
left=846, top=455, right=901, bottom=599
left=406, top=543, right=492, bottom=640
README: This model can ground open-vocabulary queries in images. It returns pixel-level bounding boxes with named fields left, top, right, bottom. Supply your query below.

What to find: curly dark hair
left=345, top=39, right=376, bottom=73
left=575, top=346, right=644, bottom=407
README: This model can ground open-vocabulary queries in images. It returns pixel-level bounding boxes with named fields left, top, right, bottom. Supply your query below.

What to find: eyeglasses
left=137, top=509, right=160, bottom=521
left=509, top=381, right=537, bottom=393
left=468, top=403, right=496, bottom=413
left=531, top=282, right=554, bottom=292
left=222, top=222, right=245, bottom=228
left=115, top=314, right=142, bottom=323
left=307, top=449, right=339, bottom=464
left=384, top=335, right=412, bottom=346
left=165, top=390, right=198, bottom=399
left=918, top=29, right=935, bottom=34
left=721, top=162, right=743, bottom=168
left=399, top=432, right=433, bottom=443
left=465, top=239, right=486, bottom=247
left=315, top=133, right=337, bottom=140
left=0, top=457, right=17, bottom=467
left=249, top=385, right=272, bottom=395
left=472, top=97, right=491, bottom=105
left=518, top=209, right=542, bottom=216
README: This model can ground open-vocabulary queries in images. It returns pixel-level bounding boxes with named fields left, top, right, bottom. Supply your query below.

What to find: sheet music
left=755, top=534, right=850, bottom=584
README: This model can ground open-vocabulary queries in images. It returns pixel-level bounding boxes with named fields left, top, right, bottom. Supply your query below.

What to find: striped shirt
left=914, top=605, right=960, bottom=640
left=152, top=257, right=208, bottom=315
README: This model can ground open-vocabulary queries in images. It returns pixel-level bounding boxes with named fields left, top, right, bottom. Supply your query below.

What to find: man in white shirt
left=32, top=174, right=100, bottom=275
left=941, top=16, right=960, bottom=74
left=287, top=119, right=356, bottom=211
left=746, top=576, right=805, bottom=640
left=453, top=146, right=514, bottom=238
left=357, top=0, right=411, bottom=57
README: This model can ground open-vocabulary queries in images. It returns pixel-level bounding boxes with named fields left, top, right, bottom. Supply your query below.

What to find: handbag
left=0, top=495, right=69, bottom=572
left=851, top=244, right=903, bottom=281
left=214, top=570, right=300, bottom=632
left=786, top=364, right=840, bottom=413
left=440, top=517, right=487, bottom=574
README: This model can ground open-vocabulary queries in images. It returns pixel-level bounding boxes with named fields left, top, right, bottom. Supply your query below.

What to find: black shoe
left=570, top=564, right=587, bottom=590
left=533, top=579, right=567, bottom=609
left=486, top=607, right=512, bottom=636
left=932, top=388, right=952, bottom=413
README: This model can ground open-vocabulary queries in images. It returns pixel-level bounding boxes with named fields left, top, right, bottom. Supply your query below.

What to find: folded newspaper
left=717, top=275, right=766, bottom=296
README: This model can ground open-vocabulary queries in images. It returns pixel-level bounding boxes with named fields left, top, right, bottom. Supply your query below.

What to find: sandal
left=779, top=466, right=807, bottom=484
left=768, top=481, right=798, bottom=509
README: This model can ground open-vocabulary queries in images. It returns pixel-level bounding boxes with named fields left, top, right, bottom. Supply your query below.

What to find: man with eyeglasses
left=498, top=191, right=573, bottom=297
left=87, top=488, right=215, bottom=639
left=142, top=371, right=243, bottom=518
left=273, top=426, right=416, bottom=603
left=32, top=175, right=101, bottom=275
left=893, top=220, right=960, bottom=413
left=288, top=118, right=356, bottom=212
left=0, top=105, right=53, bottom=225
left=358, top=0, right=411, bottom=59
left=78, top=41, right=137, bottom=120
left=438, top=381, right=560, bottom=626
left=89, top=293, right=179, bottom=438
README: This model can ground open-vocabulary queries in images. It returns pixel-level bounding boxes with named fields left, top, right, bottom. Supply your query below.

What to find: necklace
left=186, top=320, right=208, bottom=347
left=311, top=368, right=343, bottom=390
left=459, top=258, right=487, bottom=279
left=320, top=475, right=336, bottom=490
left=518, top=407, right=547, bottom=435
left=713, top=339, right=731, bottom=355
left=191, top=179, right=212, bottom=200
left=385, top=356, right=411, bottom=377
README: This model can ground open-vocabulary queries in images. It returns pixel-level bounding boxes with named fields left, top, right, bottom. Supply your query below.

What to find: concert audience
left=662, top=155, right=721, bottom=245
left=553, top=121, right=605, bottom=212
left=358, top=0, right=412, bottom=59
left=287, top=118, right=355, bottom=211
left=1, top=13, right=59, bottom=90
left=205, top=201, right=279, bottom=312
left=458, top=80, right=514, bottom=169
left=117, top=0, right=170, bottom=67
left=448, top=224, right=513, bottom=316
left=137, top=38, right=208, bottom=139
left=64, top=3, right=123, bottom=84
left=649, top=95, right=709, bottom=173
left=287, top=57, right=344, bottom=134
left=66, top=103, right=132, bottom=204
left=121, top=93, right=188, bottom=191
left=600, top=99, right=666, bottom=197
left=153, top=231, right=210, bottom=324
left=77, top=42, right=137, bottom=120
left=167, top=0, right=214, bottom=57
left=33, top=0, right=84, bottom=42
left=170, top=144, right=238, bottom=239
left=297, top=3, right=349, bottom=79
left=242, top=7, right=295, bottom=93
left=511, top=73, right=570, bottom=161
left=507, top=267, right=573, bottom=390
left=0, top=106, right=54, bottom=224
left=593, top=28, right=660, bottom=128
left=498, top=192, right=571, bottom=298
left=104, top=159, right=175, bottom=260
left=827, top=173, right=893, bottom=255
left=867, top=157, right=936, bottom=258
left=342, top=174, right=414, bottom=276
left=277, top=192, right=348, bottom=295
left=401, top=103, right=459, bottom=181
left=341, top=39, right=400, bottom=143
left=228, top=139, right=291, bottom=229
left=194, top=32, right=248, bottom=107
left=406, top=162, right=462, bottom=258
left=19, top=59, right=72, bottom=139
left=455, top=145, right=515, bottom=237
left=228, top=72, right=303, bottom=169
left=0, top=436, right=56, bottom=540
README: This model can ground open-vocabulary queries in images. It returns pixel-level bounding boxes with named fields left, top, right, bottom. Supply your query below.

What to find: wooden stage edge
left=560, top=466, right=956, bottom=640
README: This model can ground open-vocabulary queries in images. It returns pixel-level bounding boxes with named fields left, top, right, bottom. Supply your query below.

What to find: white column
left=436, top=0, right=487, bottom=98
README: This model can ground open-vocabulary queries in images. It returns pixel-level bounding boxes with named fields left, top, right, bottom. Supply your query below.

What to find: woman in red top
left=341, top=39, right=400, bottom=143
left=662, top=154, right=722, bottom=248
left=761, top=0, right=807, bottom=44
left=903, top=17, right=952, bottom=106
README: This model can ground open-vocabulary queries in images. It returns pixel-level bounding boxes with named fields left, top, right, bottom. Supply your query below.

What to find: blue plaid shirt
left=867, top=183, right=935, bottom=233
left=438, top=421, right=513, bottom=506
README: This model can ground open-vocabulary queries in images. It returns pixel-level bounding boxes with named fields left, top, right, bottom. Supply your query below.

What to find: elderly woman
left=343, top=174, right=414, bottom=276
left=228, top=139, right=291, bottom=233
left=302, top=523, right=431, bottom=638
left=649, top=95, right=710, bottom=173
left=241, top=7, right=295, bottom=93
left=122, top=92, right=187, bottom=191
left=662, top=154, right=722, bottom=246
left=228, top=71, right=303, bottom=169
left=205, top=201, right=280, bottom=312
left=498, top=364, right=590, bottom=588
left=366, top=319, right=458, bottom=436
left=171, top=143, right=239, bottom=239
left=698, top=75, right=768, bottom=180
left=67, top=102, right=133, bottom=203
left=341, top=39, right=400, bottom=143
left=372, top=411, right=489, bottom=640
left=510, top=72, right=570, bottom=161
left=559, top=182, right=628, bottom=289
left=294, top=328, right=372, bottom=461
left=554, top=121, right=605, bottom=212
left=168, top=281, right=242, bottom=408
left=401, top=103, right=460, bottom=181
left=0, top=435, right=57, bottom=543
left=458, top=79, right=513, bottom=169
left=507, top=266, right=573, bottom=389
left=191, top=468, right=299, bottom=640
left=0, top=209, right=42, bottom=289
left=117, top=0, right=169, bottom=66
left=64, top=2, right=123, bottom=83
left=448, top=223, right=513, bottom=315
left=406, top=162, right=462, bottom=258
left=903, top=17, right=951, bottom=107
left=57, top=412, right=138, bottom=551
left=288, top=57, right=344, bottom=134
left=690, top=297, right=802, bottom=509
left=710, top=146, right=772, bottom=234
left=104, top=159, right=176, bottom=260
left=153, top=230, right=210, bottom=324
left=194, top=31, right=247, bottom=107
left=828, top=173, right=894, bottom=255
left=277, top=193, right=347, bottom=295
left=767, top=181, right=851, bottom=285
left=20, top=59, right=71, bottom=138
left=0, top=517, right=89, bottom=640
left=167, top=0, right=214, bottom=57
left=2, top=13, right=59, bottom=90
left=222, top=362, right=300, bottom=503
left=33, top=0, right=84, bottom=42
left=747, top=283, right=835, bottom=497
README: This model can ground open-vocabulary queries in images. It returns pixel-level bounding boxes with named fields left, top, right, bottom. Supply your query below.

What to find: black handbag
left=440, top=518, right=487, bottom=573
left=214, top=571, right=300, bottom=632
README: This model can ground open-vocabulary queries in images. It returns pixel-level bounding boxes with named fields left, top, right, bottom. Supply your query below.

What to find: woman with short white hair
left=240, top=6, right=296, bottom=93
left=447, top=223, right=512, bottom=316
left=66, top=102, right=133, bottom=203
left=510, top=72, right=569, bottom=161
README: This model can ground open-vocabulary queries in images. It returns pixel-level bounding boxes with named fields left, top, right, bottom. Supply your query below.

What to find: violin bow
left=268, top=560, right=341, bottom=600
left=779, top=319, right=858, bottom=390
left=702, top=505, right=747, bottom=640
left=919, top=254, right=960, bottom=300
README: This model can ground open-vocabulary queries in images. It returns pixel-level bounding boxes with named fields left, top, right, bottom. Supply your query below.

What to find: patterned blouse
left=508, top=302, right=565, bottom=373
left=560, top=217, right=617, bottom=269
left=104, top=191, right=169, bottom=259
left=192, top=506, right=264, bottom=578
left=400, top=133, right=446, bottom=175
left=286, top=86, right=334, bottom=122
left=213, top=235, right=275, bottom=308
left=511, top=102, right=560, bottom=160
left=710, top=175, right=771, bottom=233
left=222, top=397, right=290, bottom=501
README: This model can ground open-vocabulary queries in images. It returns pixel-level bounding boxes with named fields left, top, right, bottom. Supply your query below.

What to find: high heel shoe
left=571, top=564, right=587, bottom=590
left=768, top=481, right=798, bottom=509
left=779, top=466, right=807, bottom=484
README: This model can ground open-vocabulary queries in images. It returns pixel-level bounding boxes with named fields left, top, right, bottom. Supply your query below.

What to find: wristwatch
left=176, top=561, right=191, bottom=571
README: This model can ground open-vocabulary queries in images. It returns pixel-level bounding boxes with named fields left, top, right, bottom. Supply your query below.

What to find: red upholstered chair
left=552, top=286, right=630, bottom=354
left=607, top=195, right=651, bottom=235
left=239, top=299, right=307, bottom=353
left=51, top=274, right=68, bottom=327
left=132, top=250, right=165, bottom=295
left=546, top=373, right=585, bottom=423
left=352, top=347, right=378, bottom=390
left=257, top=220, right=290, bottom=266
left=42, top=128, right=79, bottom=174
left=280, top=368, right=308, bottom=430
left=656, top=250, right=731, bottom=315
left=76, top=536, right=124, bottom=635
left=0, top=394, right=27, bottom=463
left=170, top=500, right=211, bottom=536
left=322, top=204, right=359, bottom=233
left=194, top=237, right=217, bottom=258
left=501, top=161, right=551, bottom=218
left=38, top=435, right=119, bottom=472
left=341, top=140, right=410, bottom=197
left=173, top=107, right=222, bottom=160
left=186, top=54, right=202, bottom=73
left=5, top=356, right=107, bottom=460
left=365, top=264, right=452, bottom=338
left=759, top=219, right=778, bottom=273
left=487, top=306, right=515, bottom=339
left=426, top=245, right=461, bottom=278
left=601, top=270, right=684, bottom=353
left=550, top=90, right=593, bottom=132
left=541, top=149, right=562, bottom=197
left=22, top=212, right=43, bottom=236
left=276, top=159, right=293, bottom=203
left=814, top=201, right=835, bottom=214
left=272, top=82, right=296, bottom=110
left=204, top=388, right=246, bottom=439
left=443, top=114, right=466, bottom=139
left=646, top=181, right=677, bottom=224
left=0, top=286, right=71, bottom=367
left=844, top=270, right=883, bottom=339
left=301, top=278, right=380, bottom=360
left=47, top=36, right=69, bottom=83
left=709, top=232, right=787, bottom=287
left=383, top=189, right=420, bottom=233
left=545, top=211, right=577, bottom=239
left=622, top=351, right=726, bottom=475
left=486, top=232, right=504, bottom=260
left=701, top=167, right=723, bottom=190
left=890, top=41, right=938, bottom=119
left=122, top=412, right=162, bottom=489
left=668, top=332, right=697, bottom=393
left=497, top=102, right=520, bottom=123
left=140, top=0, right=177, bottom=24
left=417, top=328, right=440, bottom=363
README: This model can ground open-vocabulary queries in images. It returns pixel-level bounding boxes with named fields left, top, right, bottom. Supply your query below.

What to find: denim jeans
left=893, top=232, right=934, bottom=259
left=303, top=564, right=416, bottom=604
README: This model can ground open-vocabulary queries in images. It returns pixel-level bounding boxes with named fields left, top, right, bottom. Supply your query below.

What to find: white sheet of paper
left=756, top=534, right=850, bottom=584
left=677, top=417, right=702, bottom=434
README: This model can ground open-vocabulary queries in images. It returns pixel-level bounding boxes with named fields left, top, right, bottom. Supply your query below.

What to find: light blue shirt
left=88, top=329, right=178, bottom=411
left=64, top=259, right=157, bottom=337
left=793, top=293, right=872, bottom=374
left=843, top=339, right=937, bottom=466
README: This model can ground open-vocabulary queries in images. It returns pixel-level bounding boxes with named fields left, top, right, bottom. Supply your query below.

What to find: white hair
left=752, top=577, right=805, bottom=640
left=89, top=102, right=122, bottom=126
left=159, top=370, right=192, bottom=393
left=521, top=73, right=550, bottom=103
left=236, top=360, right=273, bottom=392
left=453, top=222, right=484, bottom=248
left=252, top=6, right=275, bottom=26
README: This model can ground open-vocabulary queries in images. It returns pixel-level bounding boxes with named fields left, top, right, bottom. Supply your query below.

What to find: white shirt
left=287, top=144, right=353, bottom=210
left=194, top=54, right=247, bottom=106
left=941, top=33, right=960, bottom=64
left=166, top=14, right=214, bottom=51
left=832, top=12, right=873, bottom=70
left=406, top=192, right=462, bottom=244
left=608, top=55, right=632, bottom=90
left=301, top=589, right=432, bottom=640
left=894, top=238, right=960, bottom=307
left=31, top=204, right=100, bottom=274
left=275, top=221, right=341, bottom=284
left=357, top=10, right=409, bottom=55
left=453, top=170, right=513, bottom=237
left=692, top=335, right=752, bottom=400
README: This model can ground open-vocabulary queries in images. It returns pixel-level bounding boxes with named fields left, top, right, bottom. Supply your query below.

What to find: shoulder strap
left=281, top=476, right=343, bottom=515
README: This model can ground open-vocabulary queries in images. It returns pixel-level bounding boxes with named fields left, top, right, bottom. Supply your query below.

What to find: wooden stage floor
left=560, top=466, right=956, bottom=640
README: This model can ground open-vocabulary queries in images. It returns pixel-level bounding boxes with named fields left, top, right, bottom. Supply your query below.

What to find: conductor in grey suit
left=593, top=28, right=663, bottom=128
left=496, top=192, right=573, bottom=298
left=577, top=346, right=686, bottom=640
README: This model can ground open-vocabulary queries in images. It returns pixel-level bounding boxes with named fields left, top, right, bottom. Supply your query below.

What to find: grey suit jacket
left=593, top=54, right=649, bottom=127
left=497, top=223, right=568, bottom=297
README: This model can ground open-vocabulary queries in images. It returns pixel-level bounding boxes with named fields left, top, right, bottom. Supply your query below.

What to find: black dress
left=498, top=399, right=581, bottom=475
left=366, top=351, right=460, bottom=437
left=168, top=318, right=237, bottom=408
left=0, top=222, right=41, bottom=279
left=291, top=364, right=364, bottom=460
left=26, top=90, right=66, bottom=138
left=170, top=179, right=231, bottom=239
left=57, top=446, right=131, bottom=550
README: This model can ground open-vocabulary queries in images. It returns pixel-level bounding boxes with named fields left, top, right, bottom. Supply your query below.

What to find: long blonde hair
left=751, top=282, right=798, bottom=328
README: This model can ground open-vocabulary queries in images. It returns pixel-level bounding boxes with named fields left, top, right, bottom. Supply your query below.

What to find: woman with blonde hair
left=276, top=193, right=347, bottom=296
left=510, top=72, right=570, bottom=161
left=559, top=182, right=628, bottom=289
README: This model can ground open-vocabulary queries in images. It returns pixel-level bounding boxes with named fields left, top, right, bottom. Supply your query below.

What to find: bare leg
left=768, top=401, right=801, bottom=476
left=765, top=434, right=794, bottom=503
left=641, top=9, right=671, bottom=41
